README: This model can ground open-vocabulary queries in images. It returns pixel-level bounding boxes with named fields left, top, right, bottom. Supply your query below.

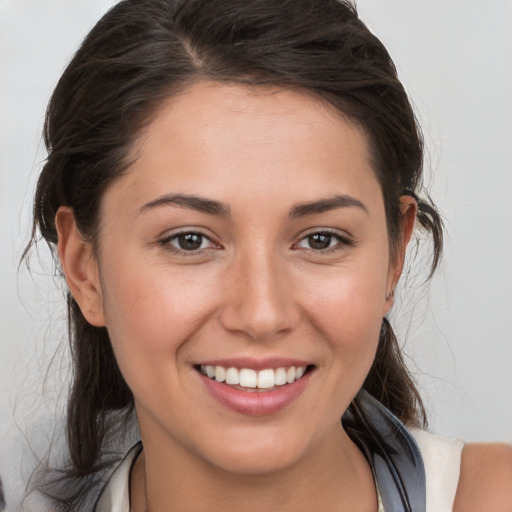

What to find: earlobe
left=55, top=207, right=106, bottom=327
left=383, top=196, right=418, bottom=313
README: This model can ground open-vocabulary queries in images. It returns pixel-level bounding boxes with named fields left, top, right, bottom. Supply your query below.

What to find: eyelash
left=159, top=231, right=219, bottom=256
left=159, top=229, right=353, bottom=256
left=294, top=229, right=353, bottom=254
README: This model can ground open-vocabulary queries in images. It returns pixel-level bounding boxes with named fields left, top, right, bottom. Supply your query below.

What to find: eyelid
left=158, top=228, right=222, bottom=255
left=293, top=228, right=354, bottom=252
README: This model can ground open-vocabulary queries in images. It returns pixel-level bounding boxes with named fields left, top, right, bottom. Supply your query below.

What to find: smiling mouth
left=197, top=364, right=314, bottom=391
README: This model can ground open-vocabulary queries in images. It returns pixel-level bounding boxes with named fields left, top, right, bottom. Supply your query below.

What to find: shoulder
left=453, top=442, right=512, bottom=512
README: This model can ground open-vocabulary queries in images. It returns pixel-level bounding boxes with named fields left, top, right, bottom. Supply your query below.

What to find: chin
left=210, top=448, right=302, bottom=476
left=194, top=426, right=322, bottom=476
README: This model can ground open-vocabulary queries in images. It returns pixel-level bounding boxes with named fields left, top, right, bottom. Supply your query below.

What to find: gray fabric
left=343, top=390, right=426, bottom=512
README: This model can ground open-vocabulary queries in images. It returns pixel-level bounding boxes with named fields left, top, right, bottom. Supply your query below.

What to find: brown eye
left=162, top=232, right=214, bottom=252
left=307, top=233, right=333, bottom=250
left=295, top=231, right=352, bottom=253
left=176, top=233, right=204, bottom=251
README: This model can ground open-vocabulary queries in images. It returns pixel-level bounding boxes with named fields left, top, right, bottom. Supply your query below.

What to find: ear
left=383, top=195, right=417, bottom=313
left=55, top=206, right=106, bottom=326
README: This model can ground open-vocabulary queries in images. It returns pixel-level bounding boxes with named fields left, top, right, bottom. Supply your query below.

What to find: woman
left=22, top=0, right=512, bottom=510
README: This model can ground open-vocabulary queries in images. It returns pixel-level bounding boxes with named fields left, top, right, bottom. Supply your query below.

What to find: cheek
left=286, top=269, right=384, bottom=424
left=98, top=259, right=225, bottom=417
left=303, top=266, right=387, bottom=339
left=99, top=256, right=220, bottom=365
left=298, top=259, right=387, bottom=389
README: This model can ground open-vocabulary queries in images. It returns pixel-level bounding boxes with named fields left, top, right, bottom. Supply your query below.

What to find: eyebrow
left=289, top=195, right=368, bottom=219
left=139, top=194, right=231, bottom=216
left=139, top=193, right=367, bottom=218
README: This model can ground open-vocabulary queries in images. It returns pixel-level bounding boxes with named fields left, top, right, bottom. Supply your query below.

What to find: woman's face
left=87, top=82, right=402, bottom=474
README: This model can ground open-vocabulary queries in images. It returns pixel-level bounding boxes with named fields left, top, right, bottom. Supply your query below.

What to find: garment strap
left=410, top=429, right=464, bottom=512
left=343, top=390, right=426, bottom=512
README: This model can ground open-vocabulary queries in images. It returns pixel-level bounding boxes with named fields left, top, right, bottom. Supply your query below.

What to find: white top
left=94, top=431, right=464, bottom=512
left=410, top=429, right=465, bottom=512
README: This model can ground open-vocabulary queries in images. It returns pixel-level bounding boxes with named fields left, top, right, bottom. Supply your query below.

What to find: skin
left=55, top=82, right=512, bottom=511
left=454, top=444, right=512, bottom=512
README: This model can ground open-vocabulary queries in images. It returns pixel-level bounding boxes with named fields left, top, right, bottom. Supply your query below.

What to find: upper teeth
left=200, top=365, right=307, bottom=389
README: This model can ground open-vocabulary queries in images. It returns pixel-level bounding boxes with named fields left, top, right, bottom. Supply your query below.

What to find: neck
left=130, top=426, right=377, bottom=512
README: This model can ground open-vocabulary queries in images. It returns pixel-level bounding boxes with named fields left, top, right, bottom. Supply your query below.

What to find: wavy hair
left=24, top=0, right=442, bottom=507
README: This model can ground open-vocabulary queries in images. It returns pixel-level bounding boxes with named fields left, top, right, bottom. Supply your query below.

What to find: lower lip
left=198, top=370, right=312, bottom=416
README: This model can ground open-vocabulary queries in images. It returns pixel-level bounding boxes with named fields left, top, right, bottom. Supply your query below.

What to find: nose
left=219, top=248, right=301, bottom=341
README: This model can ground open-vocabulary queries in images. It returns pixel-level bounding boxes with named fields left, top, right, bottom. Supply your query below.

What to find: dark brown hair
left=26, top=0, right=442, bottom=505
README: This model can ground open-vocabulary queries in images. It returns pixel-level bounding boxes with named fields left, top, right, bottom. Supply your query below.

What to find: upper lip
left=195, top=357, right=312, bottom=371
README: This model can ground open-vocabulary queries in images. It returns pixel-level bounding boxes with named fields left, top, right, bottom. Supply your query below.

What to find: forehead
left=136, top=82, right=369, bottom=162
left=104, top=81, right=381, bottom=217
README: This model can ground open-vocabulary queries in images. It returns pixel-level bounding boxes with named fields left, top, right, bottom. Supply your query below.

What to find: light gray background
left=1, top=0, right=511, bottom=509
